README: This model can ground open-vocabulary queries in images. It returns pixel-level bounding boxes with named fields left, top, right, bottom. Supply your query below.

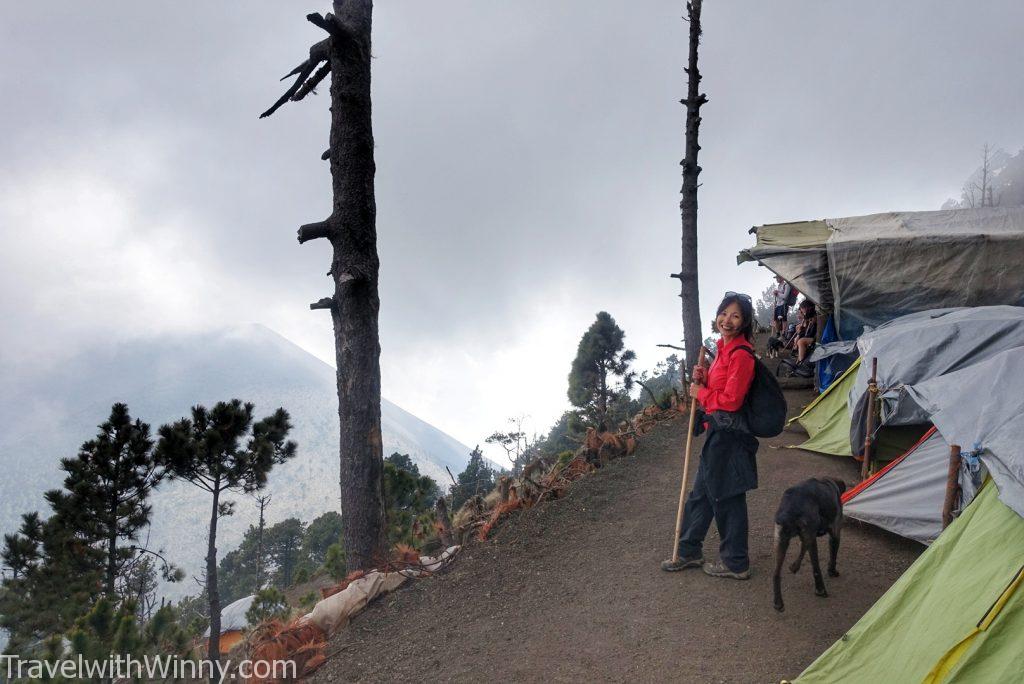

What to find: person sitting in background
left=794, top=299, right=818, bottom=364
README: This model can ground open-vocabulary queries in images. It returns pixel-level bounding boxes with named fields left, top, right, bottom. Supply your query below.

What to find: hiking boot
left=660, top=555, right=703, bottom=572
left=702, top=561, right=750, bottom=580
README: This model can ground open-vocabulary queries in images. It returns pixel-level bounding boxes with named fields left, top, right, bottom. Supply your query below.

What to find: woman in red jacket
left=662, top=293, right=758, bottom=579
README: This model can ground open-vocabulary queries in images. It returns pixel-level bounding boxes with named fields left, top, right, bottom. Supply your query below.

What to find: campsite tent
left=738, top=207, right=1024, bottom=339
left=794, top=481, right=1024, bottom=683
left=788, top=356, right=922, bottom=460
left=848, top=306, right=1024, bottom=457
left=790, top=307, right=1024, bottom=460
left=842, top=428, right=985, bottom=544
left=795, top=348, right=1024, bottom=682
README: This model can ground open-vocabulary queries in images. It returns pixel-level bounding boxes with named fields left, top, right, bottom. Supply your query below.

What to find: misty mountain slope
left=0, top=324, right=472, bottom=595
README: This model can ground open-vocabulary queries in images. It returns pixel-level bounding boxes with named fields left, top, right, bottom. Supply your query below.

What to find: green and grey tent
left=739, top=207, right=1024, bottom=339
left=793, top=347, right=1024, bottom=682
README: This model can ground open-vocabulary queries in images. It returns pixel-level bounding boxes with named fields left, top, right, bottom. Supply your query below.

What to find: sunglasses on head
left=724, top=291, right=752, bottom=302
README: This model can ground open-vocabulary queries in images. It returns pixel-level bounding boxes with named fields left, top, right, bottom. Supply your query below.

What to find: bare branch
left=293, top=62, right=331, bottom=102
left=260, top=38, right=331, bottom=119
left=297, top=218, right=335, bottom=243
left=310, top=297, right=335, bottom=311
left=307, top=12, right=347, bottom=39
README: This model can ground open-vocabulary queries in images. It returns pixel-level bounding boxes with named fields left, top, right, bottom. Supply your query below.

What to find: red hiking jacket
left=697, top=336, right=755, bottom=413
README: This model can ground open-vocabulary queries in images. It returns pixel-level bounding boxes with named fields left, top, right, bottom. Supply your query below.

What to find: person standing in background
left=771, top=275, right=793, bottom=338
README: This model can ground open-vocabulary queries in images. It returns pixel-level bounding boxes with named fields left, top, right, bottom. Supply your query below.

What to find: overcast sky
left=2, top=1, right=1022, bottom=461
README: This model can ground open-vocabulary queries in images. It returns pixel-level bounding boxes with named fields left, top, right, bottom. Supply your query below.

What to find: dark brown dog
left=772, top=477, right=846, bottom=612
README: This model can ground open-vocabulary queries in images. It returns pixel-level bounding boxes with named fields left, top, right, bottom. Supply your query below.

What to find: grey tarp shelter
left=848, top=306, right=1024, bottom=456
left=737, top=207, right=1024, bottom=339
left=905, top=346, right=1024, bottom=520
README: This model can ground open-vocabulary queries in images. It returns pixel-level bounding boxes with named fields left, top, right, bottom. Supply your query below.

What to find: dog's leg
left=805, top=531, right=828, bottom=597
left=789, top=542, right=806, bottom=574
left=828, top=519, right=841, bottom=578
left=772, top=524, right=790, bottom=612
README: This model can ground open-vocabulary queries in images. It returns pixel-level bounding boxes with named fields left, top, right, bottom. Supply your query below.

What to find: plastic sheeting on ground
left=794, top=481, right=1024, bottom=683
left=306, top=546, right=460, bottom=635
left=905, top=347, right=1024, bottom=520
left=848, top=306, right=1024, bottom=457
left=842, top=428, right=985, bottom=544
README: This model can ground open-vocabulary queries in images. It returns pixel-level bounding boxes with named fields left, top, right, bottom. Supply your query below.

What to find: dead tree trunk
left=675, top=0, right=708, bottom=372
left=262, top=1, right=386, bottom=571
left=254, top=494, right=270, bottom=591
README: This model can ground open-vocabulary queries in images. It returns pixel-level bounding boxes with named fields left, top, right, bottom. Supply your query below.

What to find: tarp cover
left=795, top=481, right=1024, bottom=683
left=737, top=221, right=833, bottom=309
left=204, top=595, right=255, bottom=637
left=905, top=347, right=1024, bottom=519
left=741, top=207, right=1024, bottom=339
left=848, top=306, right=1024, bottom=456
left=828, top=208, right=1024, bottom=338
left=843, top=429, right=985, bottom=544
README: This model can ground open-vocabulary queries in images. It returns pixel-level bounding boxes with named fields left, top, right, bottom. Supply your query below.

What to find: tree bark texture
left=206, top=485, right=221, bottom=677
left=326, top=0, right=387, bottom=570
left=678, top=0, right=707, bottom=372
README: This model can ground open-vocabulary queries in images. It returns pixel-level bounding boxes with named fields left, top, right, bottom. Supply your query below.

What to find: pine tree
left=451, top=447, right=497, bottom=510
left=155, top=399, right=296, bottom=672
left=302, top=511, right=344, bottom=566
left=567, top=312, right=637, bottom=426
left=47, top=403, right=164, bottom=598
left=265, top=518, right=306, bottom=588
left=0, top=512, right=102, bottom=653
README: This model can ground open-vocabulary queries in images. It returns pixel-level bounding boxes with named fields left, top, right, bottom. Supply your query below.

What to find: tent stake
left=941, top=444, right=963, bottom=529
left=860, top=357, right=878, bottom=480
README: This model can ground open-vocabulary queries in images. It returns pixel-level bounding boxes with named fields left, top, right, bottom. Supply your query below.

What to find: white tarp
left=847, top=306, right=1024, bottom=455
left=904, top=347, right=1024, bottom=519
left=204, top=595, right=255, bottom=637
left=844, top=430, right=985, bottom=544
left=306, top=546, right=460, bottom=635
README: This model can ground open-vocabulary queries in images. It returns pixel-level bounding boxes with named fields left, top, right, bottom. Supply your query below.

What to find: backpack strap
left=736, top=344, right=757, bottom=359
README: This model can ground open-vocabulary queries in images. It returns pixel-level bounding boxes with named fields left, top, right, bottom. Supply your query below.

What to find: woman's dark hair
left=716, top=294, right=755, bottom=342
left=799, top=299, right=817, bottom=316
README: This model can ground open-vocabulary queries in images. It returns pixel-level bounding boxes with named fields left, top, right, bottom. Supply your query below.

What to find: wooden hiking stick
left=671, top=346, right=707, bottom=562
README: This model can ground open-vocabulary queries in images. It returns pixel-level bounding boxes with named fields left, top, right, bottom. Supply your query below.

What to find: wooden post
left=671, top=346, right=707, bottom=562
left=860, top=357, right=878, bottom=481
left=942, top=445, right=963, bottom=529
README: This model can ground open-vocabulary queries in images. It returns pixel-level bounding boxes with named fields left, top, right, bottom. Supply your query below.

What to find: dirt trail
left=311, top=388, right=921, bottom=683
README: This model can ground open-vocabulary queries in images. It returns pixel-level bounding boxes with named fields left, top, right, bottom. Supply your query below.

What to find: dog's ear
left=833, top=478, right=847, bottom=494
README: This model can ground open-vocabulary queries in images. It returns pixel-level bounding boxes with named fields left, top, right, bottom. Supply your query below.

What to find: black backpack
left=785, top=287, right=799, bottom=307
left=737, top=345, right=787, bottom=437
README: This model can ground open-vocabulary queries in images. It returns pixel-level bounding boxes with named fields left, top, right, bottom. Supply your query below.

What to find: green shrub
left=245, top=587, right=289, bottom=626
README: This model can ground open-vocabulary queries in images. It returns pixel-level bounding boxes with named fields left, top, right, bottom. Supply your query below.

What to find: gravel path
left=311, top=388, right=921, bottom=683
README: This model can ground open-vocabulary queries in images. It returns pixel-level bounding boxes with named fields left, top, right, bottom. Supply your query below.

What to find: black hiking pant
left=676, top=426, right=755, bottom=573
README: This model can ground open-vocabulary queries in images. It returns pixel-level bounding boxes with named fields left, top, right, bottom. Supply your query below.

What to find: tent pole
left=941, top=445, right=963, bottom=529
left=860, top=357, right=878, bottom=481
